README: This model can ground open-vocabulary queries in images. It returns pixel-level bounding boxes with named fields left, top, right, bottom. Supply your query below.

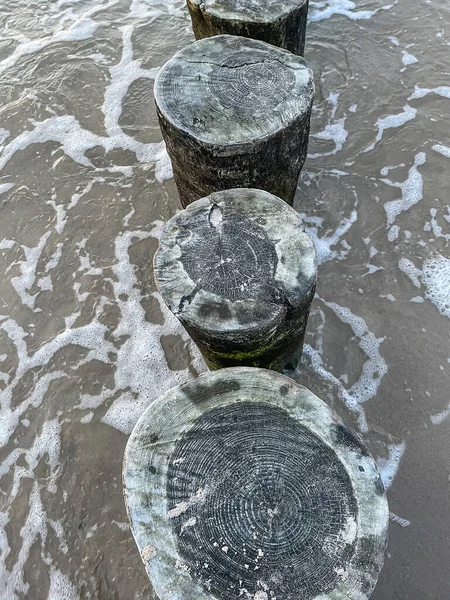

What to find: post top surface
left=154, top=188, right=317, bottom=335
left=154, top=35, right=314, bottom=145
left=190, top=0, right=306, bottom=23
left=189, top=0, right=308, bottom=22
left=124, top=367, right=389, bottom=600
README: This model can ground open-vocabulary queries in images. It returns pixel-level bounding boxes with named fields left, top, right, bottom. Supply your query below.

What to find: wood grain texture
left=123, top=367, right=389, bottom=600
left=187, top=0, right=310, bottom=56
left=154, top=35, right=314, bottom=207
left=154, top=188, right=317, bottom=371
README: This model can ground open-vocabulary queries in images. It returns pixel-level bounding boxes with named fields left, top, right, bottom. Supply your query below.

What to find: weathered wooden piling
left=186, top=0, right=310, bottom=56
left=154, top=188, right=317, bottom=371
left=124, top=367, right=389, bottom=600
left=154, top=35, right=314, bottom=207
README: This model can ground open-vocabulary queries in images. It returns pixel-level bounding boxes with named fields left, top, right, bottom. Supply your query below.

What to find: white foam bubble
left=123, top=206, right=135, bottom=227
left=399, top=255, right=450, bottom=318
left=48, top=179, right=106, bottom=236
left=431, top=403, right=450, bottom=425
left=128, top=0, right=164, bottom=19
left=48, top=567, right=79, bottom=600
left=324, top=299, right=388, bottom=401
left=300, top=204, right=358, bottom=265
left=0, top=313, right=114, bottom=448
left=85, top=52, right=109, bottom=65
left=309, top=93, right=348, bottom=159
left=380, top=163, right=405, bottom=176
left=310, top=121, right=348, bottom=158
left=432, top=144, right=450, bottom=159
left=364, top=264, right=384, bottom=276
left=409, top=84, right=450, bottom=100
left=10, top=231, right=51, bottom=310
left=308, top=0, right=377, bottom=22
left=0, top=113, right=170, bottom=182
left=75, top=227, right=206, bottom=434
left=0, top=1, right=120, bottom=78
left=80, top=412, right=94, bottom=424
left=364, top=105, right=417, bottom=152
left=128, top=0, right=186, bottom=19
left=376, top=442, right=406, bottom=489
left=102, top=26, right=159, bottom=141
left=421, top=257, right=450, bottom=318
left=0, top=128, right=9, bottom=145
left=389, top=512, right=411, bottom=528
left=45, top=243, right=63, bottom=272
left=382, top=152, right=426, bottom=226
left=77, top=241, right=103, bottom=276
left=303, top=299, right=388, bottom=433
left=0, top=419, right=65, bottom=597
left=398, top=257, right=422, bottom=287
left=426, top=207, right=450, bottom=241
left=388, top=224, right=400, bottom=241
left=0, top=183, right=13, bottom=195
left=401, top=50, right=418, bottom=67
left=0, top=239, right=14, bottom=251
left=37, top=275, right=53, bottom=292
left=388, top=36, right=400, bottom=46
left=0, top=114, right=167, bottom=188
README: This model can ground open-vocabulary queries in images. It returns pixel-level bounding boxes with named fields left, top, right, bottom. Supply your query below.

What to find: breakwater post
left=124, top=367, right=389, bottom=600
left=186, top=0, right=310, bottom=56
left=154, top=188, right=317, bottom=371
left=154, top=35, right=314, bottom=208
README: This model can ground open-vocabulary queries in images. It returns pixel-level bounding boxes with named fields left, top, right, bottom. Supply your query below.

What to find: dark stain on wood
left=374, top=477, right=386, bottom=496
left=331, top=423, right=371, bottom=457
left=183, top=378, right=242, bottom=404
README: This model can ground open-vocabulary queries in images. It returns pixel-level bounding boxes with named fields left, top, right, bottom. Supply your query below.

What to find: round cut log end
left=154, top=188, right=317, bottom=338
left=154, top=34, right=314, bottom=145
left=124, top=367, right=389, bottom=600
left=188, top=0, right=308, bottom=23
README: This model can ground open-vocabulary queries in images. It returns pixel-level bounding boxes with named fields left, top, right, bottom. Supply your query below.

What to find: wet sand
left=0, top=0, right=449, bottom=598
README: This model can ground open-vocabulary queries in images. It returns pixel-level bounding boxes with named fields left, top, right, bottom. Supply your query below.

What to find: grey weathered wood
left=154, top=35, right=314, bottom=208
left=123, top=367, right=389, bottom=600
left=154, top=188, right=317, bottom=371
left=187, top=0, right=310, bottom=56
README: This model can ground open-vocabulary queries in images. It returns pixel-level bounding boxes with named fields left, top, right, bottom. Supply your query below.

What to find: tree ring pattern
left=178, top=214, right=278, bottom=302
left=167, top=402, right=358, bottom=600
left=207, top=51, right=296, bottom=115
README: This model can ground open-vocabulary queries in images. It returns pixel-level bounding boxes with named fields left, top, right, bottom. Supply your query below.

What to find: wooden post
left=186, top=0, right=310, bottom=56
left=154, top=35, right=314, bottom=208
left=124, top=367, right=389, bottom=600
left=154, top=188, right=317, bottom=372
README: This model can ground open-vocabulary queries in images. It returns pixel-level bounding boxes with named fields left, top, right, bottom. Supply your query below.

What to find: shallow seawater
left=0, top=0, right=449, bottom=598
